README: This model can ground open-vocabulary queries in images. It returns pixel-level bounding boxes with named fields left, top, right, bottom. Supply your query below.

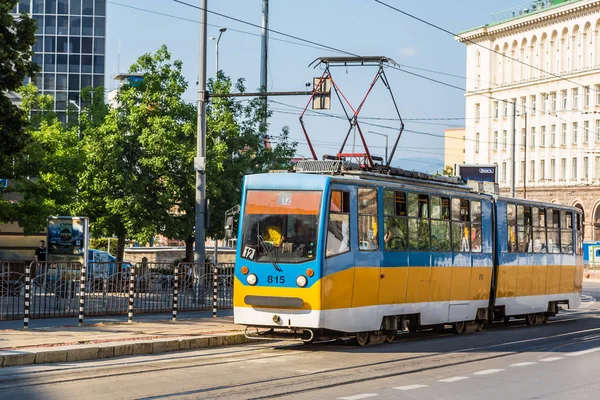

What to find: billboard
left=456, top=164, right=497, bottom=183
left=47, top=216, right=89, bottom=265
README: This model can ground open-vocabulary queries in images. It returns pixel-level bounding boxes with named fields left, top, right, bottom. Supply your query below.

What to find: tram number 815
left=267, top=275, right=285, bottom=284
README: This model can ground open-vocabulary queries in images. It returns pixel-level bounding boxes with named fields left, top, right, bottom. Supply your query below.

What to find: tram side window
left=517, top=205, right=533, bottom=252
left=431, top=196, right=451, bottom=251
left=408, top=193, right=430, bottom=251
left=451, top=198, right=470, bottom=252
left=326, top=191, right=350, bottom=257
left=470, top=201, right=482, bottom=253
left=547, top=209, right=560, bottom=254
left=507, top=204, right=517, bottom=253
left=358, top=188, right=379, bottom=251
left=561, top=211, right=573, bottom=254
left=576, top=213, right=583, bottom=255
left=532, top=207, right=547, bottom=253
left=383, top=190, right=407, bottom=251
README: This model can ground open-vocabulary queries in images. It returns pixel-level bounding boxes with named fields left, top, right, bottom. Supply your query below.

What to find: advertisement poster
left=47, top=216, right=89, bottom=266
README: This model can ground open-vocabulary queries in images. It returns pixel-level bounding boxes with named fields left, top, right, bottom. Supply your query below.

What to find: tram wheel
left=534, top=314, right=547, bottom=325
left=356, top=332, right=371, bottom=346
left=453, top=321, right=467, bottom=334
left=526, top=314, right=536, bottom=326
left=476, top=321, right=485, bottom=332
left=384, top=331, right=396, bottom=343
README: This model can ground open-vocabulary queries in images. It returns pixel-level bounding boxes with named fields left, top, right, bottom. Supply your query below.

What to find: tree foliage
left=0, top=0, right=38, bottom=176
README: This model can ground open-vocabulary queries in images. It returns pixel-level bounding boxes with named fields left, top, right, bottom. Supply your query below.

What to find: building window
left=573, top=88, right=579, bottom=110
left=562, top=90, right=568, bottom=110
left=540, top=160, right=546, bottom=180
left=520, top=161, right=525, bottom=182
left=531, top=95, right=537, bottom=114
left=494, top=131, right=498, bottom=151
left=520, top=96, right=527, bottom=115
left=504, top=101, right=509, bottom=118
left=494, top=101, right=499, bottom=118
left=541, top=126, right=546, bottom=146
left=531, top=127, right=536, bottom=148
left=503, top=130, right=507, bottom=150
left=475, top=133, right=480, bottom=153
left=596, top=120, right=600, bottom=142
left=530, top=160, right=535, bottom=182
left=584, top=121, right=590, bottom=143
left=551, top=159, right=556, bottom=180
left=596, top=84, right=600, bottom=106
left=561, top=123, right=567, bottom=145
left=596, top=156, right=600, bottom=179
left=573, top=122, right=578, bottom=144
left=521, top=129, right=526, bottom=149
left=541, top=93, right=547, bottom=112
left=584, top=157, right=589, bottom=180
left=475, top=103, right=480, bottom=122
left=502, top=162, right=507, bottom=182
left=585, top=86, right=590, bottom=108
left=551, top=92, right=557, bottom=111
left=551, top=124, right=556, bottom=146
left=572, top=157, right=578, bottom=180
left=560, top=158, right=566, bottom=180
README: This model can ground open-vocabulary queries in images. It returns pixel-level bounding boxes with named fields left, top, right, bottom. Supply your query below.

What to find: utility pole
left=259, top=0, right=269, bottom=133
left=195, top=0, right=208, bottom=264
left=524, top=112, right=527, bottom=200
left=511, top=101, right=516, bottom=198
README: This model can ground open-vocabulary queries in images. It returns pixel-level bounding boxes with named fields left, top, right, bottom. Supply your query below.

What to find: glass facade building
left=11, top=0, right=106, bottom=122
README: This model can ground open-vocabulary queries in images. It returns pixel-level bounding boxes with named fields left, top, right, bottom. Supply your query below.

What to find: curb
left=0, top=333, right=249, bottom=368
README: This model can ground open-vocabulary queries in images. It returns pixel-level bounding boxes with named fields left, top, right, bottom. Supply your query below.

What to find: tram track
left=1, top=311, right=598, bottom=399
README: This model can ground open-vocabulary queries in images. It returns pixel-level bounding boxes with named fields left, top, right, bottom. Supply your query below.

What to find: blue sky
left=105, top=0, right=529, bottom=173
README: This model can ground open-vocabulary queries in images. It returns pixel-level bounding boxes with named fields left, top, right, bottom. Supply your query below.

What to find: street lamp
left=69, top=100, right=81, bottom=138
left=209, top=27, right=227, bottom=77
left=368, top=130, right=389, bottom=163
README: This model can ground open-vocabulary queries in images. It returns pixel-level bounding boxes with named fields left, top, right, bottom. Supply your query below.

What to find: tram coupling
left=244, top=326, right=315, bottom=342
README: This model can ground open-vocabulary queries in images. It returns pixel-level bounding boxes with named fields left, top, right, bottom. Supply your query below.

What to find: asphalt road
left=1, top=281, right=599, bottom=400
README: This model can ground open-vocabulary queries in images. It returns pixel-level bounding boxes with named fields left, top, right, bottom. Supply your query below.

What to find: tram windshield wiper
left=258, top=234, right=283, bottom=272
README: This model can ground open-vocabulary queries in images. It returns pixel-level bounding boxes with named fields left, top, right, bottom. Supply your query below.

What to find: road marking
left=337, top=394, right=379, bottom=400
left=473, top=369, right=504, bottom=375
left=393, top=384, right=429, bottom=391
left=439, top=376, right=470, bottom=383
left=510, top=362, right=537, bottom=367
left=540, top=357, right=564, bottom=362
left=566, top=347, right=600, bottom=357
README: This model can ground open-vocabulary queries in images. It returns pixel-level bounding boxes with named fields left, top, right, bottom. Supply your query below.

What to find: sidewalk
left=0, top=311, right=249, bottom=368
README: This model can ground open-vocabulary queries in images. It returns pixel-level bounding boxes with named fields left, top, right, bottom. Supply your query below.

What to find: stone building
left=444, top=128, right=466, bottom=172
left=458, top=0, right=600, bottom=240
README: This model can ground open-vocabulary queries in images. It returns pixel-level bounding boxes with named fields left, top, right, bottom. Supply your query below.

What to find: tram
left=232, top=160, right=584, bottom=345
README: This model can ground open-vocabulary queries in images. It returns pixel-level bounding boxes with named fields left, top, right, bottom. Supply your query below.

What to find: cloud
left=399, top=46, right=417, bottom=57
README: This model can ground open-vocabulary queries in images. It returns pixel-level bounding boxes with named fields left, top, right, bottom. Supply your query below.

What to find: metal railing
left=0, top=260, right=235, bottom=324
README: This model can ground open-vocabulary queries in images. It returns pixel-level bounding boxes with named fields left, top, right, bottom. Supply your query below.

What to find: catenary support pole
left=195, top=0, right=208, bottom=264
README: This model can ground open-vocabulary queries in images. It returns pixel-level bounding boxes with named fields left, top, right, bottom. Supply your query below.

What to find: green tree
left=442, top=165, right=454, bottom=176
left=2, top=85, right=82, bottom=234
left=0, top=0, right=38, bottom=209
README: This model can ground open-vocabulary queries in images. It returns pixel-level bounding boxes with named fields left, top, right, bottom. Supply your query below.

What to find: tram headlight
left=296, top=275, right=308, bottom=288
left=246, top=273, right=258, bottom=286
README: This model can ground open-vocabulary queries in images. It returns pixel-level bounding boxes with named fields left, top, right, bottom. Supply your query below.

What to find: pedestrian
left=35, top=240, right=47, bottom=263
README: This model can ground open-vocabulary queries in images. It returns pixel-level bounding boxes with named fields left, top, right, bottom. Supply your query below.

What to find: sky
left=104, top=0, right=531, bottom=173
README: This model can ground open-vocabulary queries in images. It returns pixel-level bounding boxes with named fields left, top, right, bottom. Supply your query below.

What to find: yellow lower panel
left=449, top=267, right=471, bottom=301
left=351, top=267, right=380, bottom=308
left=576, top=263, right=584, bottom=292
left=559, top=265, right=576, bottom=294
left=322, top=268, right=354, bottom=310
left=378, top=267, right=408, bottom=305
left=406, top=267, right=431, bottom=303
left=469, top=267, right=492, bottom=301
left=233, top=276, right=321, bottom=311
left=496, top=266, right=518, bottom=298
left=429, top=267, right=452, bottom=302
left=530, top=265, right=548, bottom=296
left=516, top=265, right=533, bottom=297
left=546, top=266, right=561, bottom=294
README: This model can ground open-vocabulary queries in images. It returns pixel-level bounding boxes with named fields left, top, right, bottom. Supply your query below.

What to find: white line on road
left=393, top=384, right=430, bottom=391
left=540, top=357, right=564, bottom=362
left=473, top=369, right=504, bottom=375
left=510, top=362, right=537, bottom=367
left=566, top=347, right=600, bottom=357
left=337, top=394, right=379, bottom=400
left=439, top=376, right=470, bottom=383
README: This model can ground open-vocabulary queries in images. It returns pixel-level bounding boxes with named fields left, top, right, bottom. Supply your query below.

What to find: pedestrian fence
left=0, top=260, right=235, bottom=326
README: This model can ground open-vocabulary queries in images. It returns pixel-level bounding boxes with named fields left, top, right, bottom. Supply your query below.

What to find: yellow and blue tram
left=233, top=162, right=583, bottom=344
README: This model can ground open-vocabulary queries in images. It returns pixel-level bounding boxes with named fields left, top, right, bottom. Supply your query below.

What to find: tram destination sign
left=456, top=164, right=497, bottom=183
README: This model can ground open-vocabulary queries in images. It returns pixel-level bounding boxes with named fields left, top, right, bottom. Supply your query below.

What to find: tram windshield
left=240, top=190, right=321, bottom=264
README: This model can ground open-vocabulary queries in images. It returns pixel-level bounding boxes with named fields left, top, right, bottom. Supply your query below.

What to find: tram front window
left=240, top=190, right=321, bottom=264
